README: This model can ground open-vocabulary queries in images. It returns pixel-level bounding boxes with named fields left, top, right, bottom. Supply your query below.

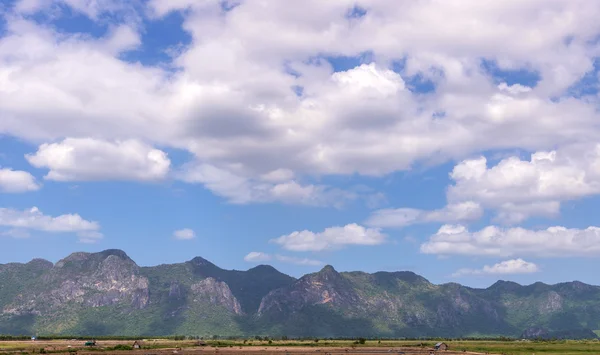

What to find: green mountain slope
left=256, top=266, right=513, bottom=337
left=0, top=250, right=295, bottom=336
left=1, top=250, right=599, bottom=338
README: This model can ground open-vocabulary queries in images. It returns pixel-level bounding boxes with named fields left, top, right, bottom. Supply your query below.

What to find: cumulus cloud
left=369, top=143, right=600, bottom=228
left=260, top=169, right=295, bottom=183
left=173, top=228, right=195, bottom=240
left=421, top=224, right=600, bottom=258
left=452, top=259, right=539, bottom=277
left=13, top=0, right=45, bottom=14
left=0, top=168, right=40, bottom=193
left=494, top=202, right=560, bottom=225
left=5, top=0, right=600, bottom=267
left=244, top=252, right=272, bottom=263
left=100, top=25, right=142, bottom=55
left=14, top=0, right=139, bottom=20
left=26, top=138, right=171, bottom=182
left=178, top=163, right=356, bottom=206
left=0, top=207, right=102, bottom=243
left=0, top=1, right=599, bottom=200
left=448, top=145, right=600, bottom=223
left=271, top=223, right=386, bottom=251
left=366, top=202, right=482, bottom=228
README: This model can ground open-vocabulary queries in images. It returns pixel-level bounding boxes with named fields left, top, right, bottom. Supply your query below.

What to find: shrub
left=111, top=345, right=133, bottom=351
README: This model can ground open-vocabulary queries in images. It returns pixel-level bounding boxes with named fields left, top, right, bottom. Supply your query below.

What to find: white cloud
left=448, top=145, right=600, bottom=223
left=421, top=224, right=600, bottom=258
left=0, top=168, right=40, bottom=193
left=100, top=25, right=142, bottom=55
left=173, top=228, right=195, bottom=240
left=271, top=223, right=386, bottom=251
left=498, top=83, right=532, bottom=95
left=366, top=201, right=482, bottom=228
left=14, top=0, right=139, bottom=20
left=178, top=163, right=356, bottom=206
left=369, top=143, right=600, bottom=228
left=0, top=207, right=102, bottom=243
left=13, top=0, right=44, bottom=14
left=147, top=0, right=200, bottom=17
left=26, top=138, right=170, bottom=182
left=6, top=1, right=600, bottom=266
left=244, top=252, right=272, bottom=262
left=494, top=201, right=560, bottom=225
left=275, top=254, right=323, bottom=266
left=260, top=169, right=295, bottom=183
left=2, top=1, right=600, bottom=207
left=452, top=259, right=539, bottom=277
left=0, top=18, right=172, bottom=143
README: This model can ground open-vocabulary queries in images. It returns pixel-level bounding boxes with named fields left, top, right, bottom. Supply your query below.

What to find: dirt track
left=73, top=346, right=490, bottom=355
left=0, top=341, right=495, bottom=355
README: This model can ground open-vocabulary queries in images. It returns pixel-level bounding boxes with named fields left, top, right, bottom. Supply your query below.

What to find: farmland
left=1, top=339, right=600, bottom=355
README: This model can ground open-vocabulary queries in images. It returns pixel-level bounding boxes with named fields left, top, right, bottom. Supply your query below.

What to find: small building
left=31, top=337, right=37, bottom=341
left=434, top=342, right=448, bottom=351
left=133, top=340, right=143, bottom=349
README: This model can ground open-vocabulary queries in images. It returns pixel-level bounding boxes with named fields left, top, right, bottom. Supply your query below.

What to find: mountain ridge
left=1, top=249, right=599, bottom=338
left=4, top=253, right=595, bottom=290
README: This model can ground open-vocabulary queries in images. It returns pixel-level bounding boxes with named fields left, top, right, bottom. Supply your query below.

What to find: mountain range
left=1, top=249, right=599, bottom=339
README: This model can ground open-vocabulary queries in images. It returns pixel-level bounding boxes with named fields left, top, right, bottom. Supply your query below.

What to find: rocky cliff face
left=1, top=249, right=599, bottom=338
left=258, top=267, right=511, bottom=337
left=3, top=250, right=149, bottom=317
left=191, top=278, right=243, bottom=315
left=258, top=265, right=361, bottom=315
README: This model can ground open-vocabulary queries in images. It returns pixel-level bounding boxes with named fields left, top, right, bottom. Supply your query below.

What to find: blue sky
left=1, top=0, right=600, bottom=288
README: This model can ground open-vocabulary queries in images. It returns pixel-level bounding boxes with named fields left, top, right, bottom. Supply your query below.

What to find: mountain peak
left=248, top=264, right=279, bottom=274
left=98, top=249, right=131, bottom=260
left=28, top=258, right=54, bottom=269
left=319, top=265, right=337, bottom=273
left=488, top=280, right=522, bottom=291
left=54, top=249, right=135, bottom=271
left=311, top=265, right=343, bottom=283
left=525, top=281, right=550, bottom=292
left=60, top=251, right=91, bottom=263
left=249, top=264, right=275, bottom=270
left=189, top=256, right=216, bottom=267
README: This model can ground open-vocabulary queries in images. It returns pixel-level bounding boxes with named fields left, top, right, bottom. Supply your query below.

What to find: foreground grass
left=439, top=340, right=600, bottom=355
left=2, top=339, right=600, bottom=355
left=205, top=339, right=600, bottom=354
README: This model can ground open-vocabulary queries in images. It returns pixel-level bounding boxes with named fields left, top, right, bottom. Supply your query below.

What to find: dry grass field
left=1, top=339, right=600, bottom=355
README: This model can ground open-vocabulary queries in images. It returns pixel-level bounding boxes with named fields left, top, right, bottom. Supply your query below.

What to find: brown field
left=3, top=339, right=600, bottom=355
left=79, top=348, right=481, bottom=355
left=0, top=340, right=485, bottom=355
